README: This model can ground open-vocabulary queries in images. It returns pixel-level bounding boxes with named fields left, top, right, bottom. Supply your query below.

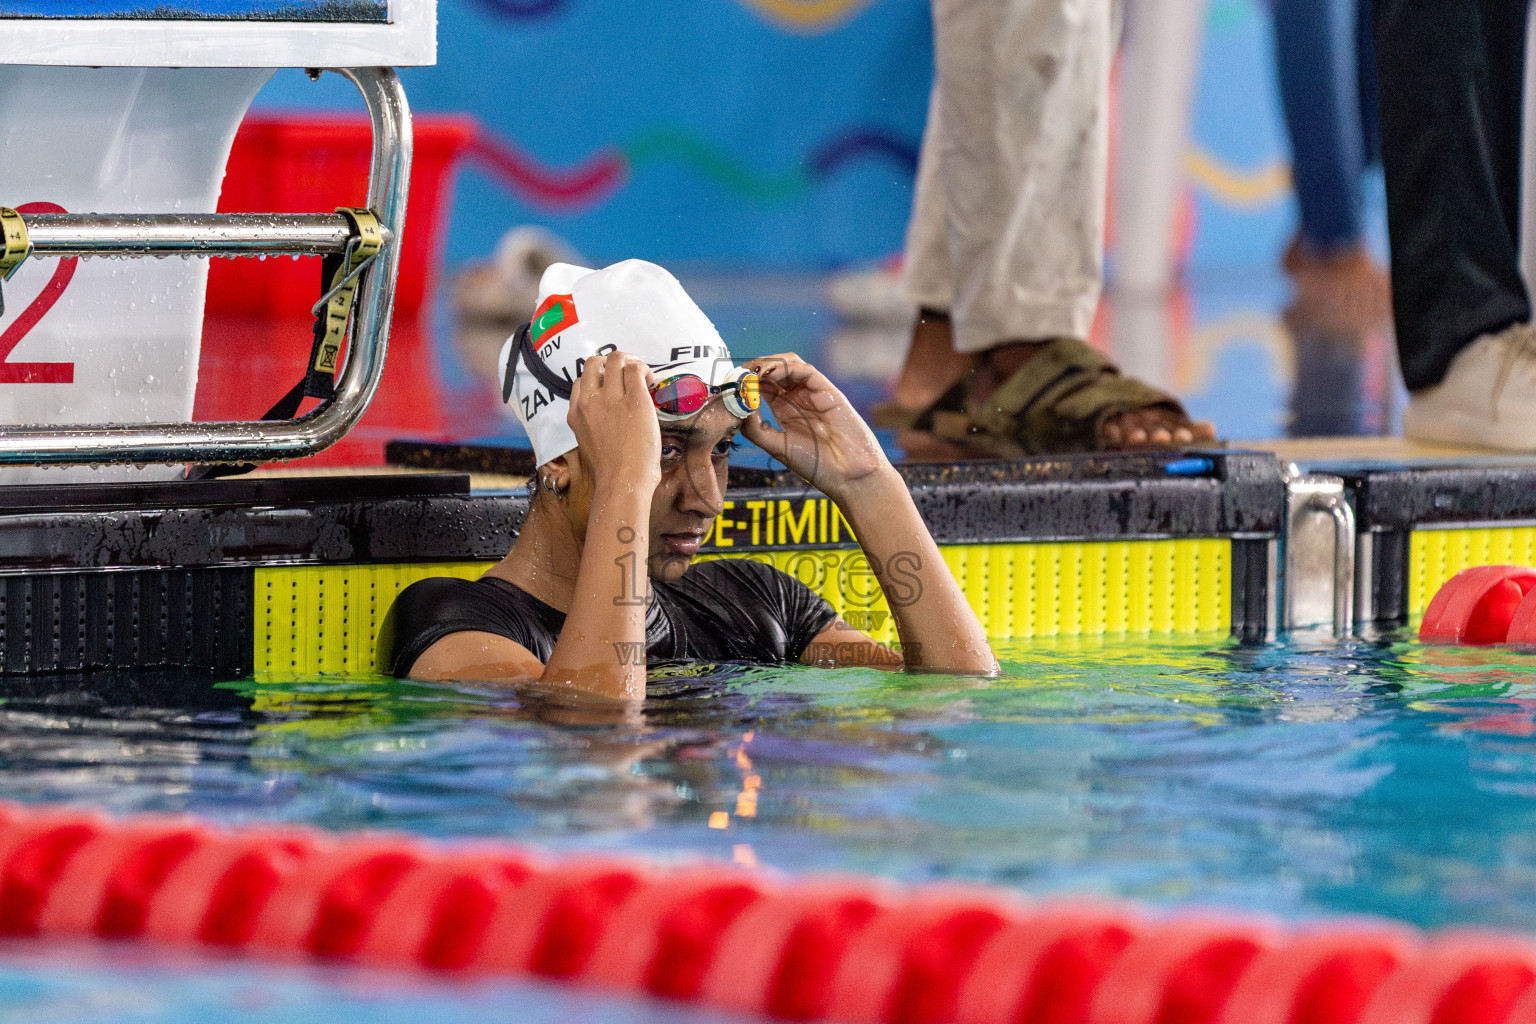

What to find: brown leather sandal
left=922, top=338, right=1196, bottom=456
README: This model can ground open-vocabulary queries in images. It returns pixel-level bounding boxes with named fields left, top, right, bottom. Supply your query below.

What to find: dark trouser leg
left=1356, top=0, right=1380, bottom=164
left=1274, top=0, right=1369, bottom=251
left=1374, top=0, right=1531, bottom=390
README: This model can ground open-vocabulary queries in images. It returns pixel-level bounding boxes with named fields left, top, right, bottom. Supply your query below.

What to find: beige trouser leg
left=903, top=0, right=1114, bottom=355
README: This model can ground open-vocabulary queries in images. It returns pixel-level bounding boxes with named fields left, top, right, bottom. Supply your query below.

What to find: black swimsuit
left=388, top=558, right=839, bottom=677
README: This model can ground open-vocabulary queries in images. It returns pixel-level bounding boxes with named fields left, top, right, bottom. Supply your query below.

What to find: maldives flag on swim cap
left=531, top=293, right=578, bottom=345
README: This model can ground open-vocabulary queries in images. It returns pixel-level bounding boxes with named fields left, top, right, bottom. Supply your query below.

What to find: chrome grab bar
left=20, top=213, right=393, bottom=258
left=1282, top=467, right=1357, bottom=635
left=1321, top=491, right=1356, bottom=635
left=0, top=65, right=410, bottom=467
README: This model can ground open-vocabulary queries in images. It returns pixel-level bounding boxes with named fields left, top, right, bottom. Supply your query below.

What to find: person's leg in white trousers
left=908, top=0, right=1109, bottom=351
left=892, top=0, right=1213, bottom=448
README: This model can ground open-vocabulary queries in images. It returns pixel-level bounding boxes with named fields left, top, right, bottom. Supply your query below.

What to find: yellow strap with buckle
left=312, top=207, right=384, bottom=376
left=0, top=208, right=32, bottom=282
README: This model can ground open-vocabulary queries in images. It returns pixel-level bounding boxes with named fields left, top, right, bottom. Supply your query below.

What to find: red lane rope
left=4, top=801, right=1536, bottom=1024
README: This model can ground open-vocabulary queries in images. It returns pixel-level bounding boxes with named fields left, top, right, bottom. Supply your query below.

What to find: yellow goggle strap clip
left=0, top=208, right=34, bottom=319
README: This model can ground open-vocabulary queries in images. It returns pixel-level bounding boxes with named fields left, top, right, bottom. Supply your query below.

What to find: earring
left=541, top=475, right=565, bottom=495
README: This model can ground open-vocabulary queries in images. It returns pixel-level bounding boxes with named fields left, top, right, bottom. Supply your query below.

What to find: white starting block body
left=0, top=0, right=434, bottom=482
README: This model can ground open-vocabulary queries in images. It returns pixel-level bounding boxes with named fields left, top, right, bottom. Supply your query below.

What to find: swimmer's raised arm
left=532, top=352, right=659, bottom=699
left=409, top=352, right=657, bottom=701
left=743, top=354, right=997, bottom=675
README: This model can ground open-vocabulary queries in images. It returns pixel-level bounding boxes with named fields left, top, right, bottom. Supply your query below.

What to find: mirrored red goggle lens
left=651, top=375, right=710, bottom=414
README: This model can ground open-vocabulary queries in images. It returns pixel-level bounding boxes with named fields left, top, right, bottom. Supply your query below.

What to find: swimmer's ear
left=537, top=454, right=575, bottom=496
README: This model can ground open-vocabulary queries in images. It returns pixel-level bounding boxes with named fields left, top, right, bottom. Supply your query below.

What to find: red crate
left=208, top=115, right=477, bottom=316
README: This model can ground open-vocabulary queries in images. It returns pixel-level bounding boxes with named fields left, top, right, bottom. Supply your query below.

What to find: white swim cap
left=500, top=259, right=735, bottom=467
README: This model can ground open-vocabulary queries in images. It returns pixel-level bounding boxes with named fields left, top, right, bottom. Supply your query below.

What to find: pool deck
left=1239, top=434, right=1536, bottom=470
left=251, top=433, right=1536, bottom=490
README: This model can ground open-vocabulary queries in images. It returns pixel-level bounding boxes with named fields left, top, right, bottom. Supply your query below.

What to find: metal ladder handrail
left=17, top=213, right=393, bottom=258
left=0, top=65, right=410, bottom=467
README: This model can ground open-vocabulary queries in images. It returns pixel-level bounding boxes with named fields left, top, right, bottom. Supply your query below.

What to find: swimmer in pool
left=390, top=259, right=997, bottom=699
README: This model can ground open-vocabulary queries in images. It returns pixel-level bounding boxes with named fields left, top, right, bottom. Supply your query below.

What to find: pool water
left=0, top=941, right=748, bottom=1023
left=3, top=630, right=1536, bottom=1018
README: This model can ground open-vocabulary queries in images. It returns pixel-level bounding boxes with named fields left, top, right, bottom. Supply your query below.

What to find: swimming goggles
left=504, top=320, right=761, bottom=421
left=648, top=370, right=759, bottom=420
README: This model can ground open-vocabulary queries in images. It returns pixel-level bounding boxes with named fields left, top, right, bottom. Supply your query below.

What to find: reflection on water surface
left=3, top=633, right=1536, bottom=936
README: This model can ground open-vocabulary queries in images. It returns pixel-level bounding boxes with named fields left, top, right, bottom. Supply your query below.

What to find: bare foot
left=1283, top=237, right=1392, bottom=337
left=1099, top=406, right=1218, bottom=447
left=889, top=309, right=975, bottom=412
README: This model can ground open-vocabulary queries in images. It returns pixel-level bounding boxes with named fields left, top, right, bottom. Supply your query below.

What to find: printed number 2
left=0, top=202, right=75, bottom=384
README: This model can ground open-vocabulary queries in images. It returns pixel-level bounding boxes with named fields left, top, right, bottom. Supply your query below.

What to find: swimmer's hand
left=746, top=354, right=997, bottom=676
left=550, top=351, right=657, bottom=701
left=567, top=352, right=661, bottom=489
left=742, top=353, right=891, bottom=498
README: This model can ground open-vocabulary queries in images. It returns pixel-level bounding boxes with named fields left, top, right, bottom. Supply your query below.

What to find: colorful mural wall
left=253, top=0, right=1371, bottom=276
